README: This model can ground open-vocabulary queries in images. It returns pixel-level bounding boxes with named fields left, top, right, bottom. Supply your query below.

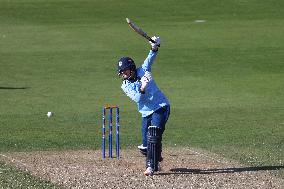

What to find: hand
left=149, top=36, right=160, bottom=51
left=140, top=71, right=152, bottom=93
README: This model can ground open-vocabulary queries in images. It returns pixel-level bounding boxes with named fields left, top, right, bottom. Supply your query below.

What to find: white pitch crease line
left=189, top=149, right=231, bottom=164
left=0, top=153, right=30, bottom=171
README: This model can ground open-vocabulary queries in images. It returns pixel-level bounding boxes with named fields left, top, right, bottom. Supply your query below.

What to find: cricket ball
left=47, top=112, right=54, bottom=118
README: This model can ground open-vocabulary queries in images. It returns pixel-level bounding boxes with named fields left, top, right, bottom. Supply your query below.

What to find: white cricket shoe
left=144, top=167, right=154, bottom=176
left=137, top=144, right=147, bottom=150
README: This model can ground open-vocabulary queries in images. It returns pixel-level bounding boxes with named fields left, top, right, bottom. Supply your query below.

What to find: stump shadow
left=158, top=166, right=284, bottom=175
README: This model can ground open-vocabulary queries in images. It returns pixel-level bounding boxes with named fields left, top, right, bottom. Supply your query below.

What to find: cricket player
left=117, top=36, right=170, bottom=176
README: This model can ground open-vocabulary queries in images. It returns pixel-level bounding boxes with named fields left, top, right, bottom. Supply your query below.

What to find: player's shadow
left=158, top=165, right=284, bottom=175
left=0, top=87, right=28, bottom=90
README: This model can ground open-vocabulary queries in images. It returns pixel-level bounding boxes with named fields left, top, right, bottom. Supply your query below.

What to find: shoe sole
left=144, top=172, right=153, bottom=176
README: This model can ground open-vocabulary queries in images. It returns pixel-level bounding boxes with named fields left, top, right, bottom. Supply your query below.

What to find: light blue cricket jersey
left=121, top=50, right=170, bottom=117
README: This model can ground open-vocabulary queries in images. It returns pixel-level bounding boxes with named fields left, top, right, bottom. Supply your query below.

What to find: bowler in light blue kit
left=117, top=36, right=170, bottom=176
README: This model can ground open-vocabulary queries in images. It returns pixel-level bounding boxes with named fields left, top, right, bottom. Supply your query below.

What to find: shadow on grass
left=0, top=87, right=28, bottom=90
left=158, top=166, right=284, bottom=175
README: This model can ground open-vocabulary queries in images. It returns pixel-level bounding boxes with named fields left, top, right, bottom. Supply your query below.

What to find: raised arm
left=141, top=36, right=161, bottom=72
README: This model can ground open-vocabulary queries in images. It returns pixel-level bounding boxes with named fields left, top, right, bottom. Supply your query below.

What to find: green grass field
left=0, top=0, right=283, bottom=187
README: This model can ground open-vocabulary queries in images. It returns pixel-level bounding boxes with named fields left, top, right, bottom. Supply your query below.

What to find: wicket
left=102, top=105, right=120, bottom=159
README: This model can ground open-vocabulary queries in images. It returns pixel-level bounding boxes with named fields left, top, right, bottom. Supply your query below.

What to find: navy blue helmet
left=117, top=57, right=136, bottom=74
